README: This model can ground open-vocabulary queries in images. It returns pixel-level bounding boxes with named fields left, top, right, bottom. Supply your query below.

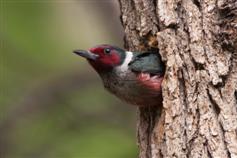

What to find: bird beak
left=73, top=49, right=99, bottom=60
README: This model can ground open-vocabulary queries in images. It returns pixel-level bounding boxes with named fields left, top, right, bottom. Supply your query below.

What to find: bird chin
left=88, top=60, right=113, bottom=74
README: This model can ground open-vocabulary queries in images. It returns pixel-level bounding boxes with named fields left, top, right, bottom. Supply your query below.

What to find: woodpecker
left=73, top=44, right=165, bottom=106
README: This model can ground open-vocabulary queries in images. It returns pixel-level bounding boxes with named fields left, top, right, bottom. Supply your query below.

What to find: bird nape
left=73, top=44, right=165, bottom=107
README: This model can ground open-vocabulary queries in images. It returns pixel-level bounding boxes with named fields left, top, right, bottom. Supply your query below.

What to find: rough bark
left=118, top=0, right=237, bottom=157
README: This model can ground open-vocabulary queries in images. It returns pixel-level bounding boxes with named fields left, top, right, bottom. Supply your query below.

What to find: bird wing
left=128, top=52, right=165, bottom=75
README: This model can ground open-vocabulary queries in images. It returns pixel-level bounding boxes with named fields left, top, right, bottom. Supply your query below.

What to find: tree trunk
left=118, top=0, right=237, bottom=157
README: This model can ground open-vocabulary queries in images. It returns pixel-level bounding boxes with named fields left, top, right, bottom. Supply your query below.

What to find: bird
left=73, top=44, right=165, bottom=106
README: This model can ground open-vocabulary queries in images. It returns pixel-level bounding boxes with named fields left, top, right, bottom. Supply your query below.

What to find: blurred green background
left=0, top=0, right=137, bottom=157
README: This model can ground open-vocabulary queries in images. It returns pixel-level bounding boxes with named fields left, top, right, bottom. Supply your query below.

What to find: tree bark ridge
left=118, top=0, right=237, bottom=157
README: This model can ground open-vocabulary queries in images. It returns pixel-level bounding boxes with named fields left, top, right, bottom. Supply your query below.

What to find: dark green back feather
left=128, top=52, right=165, bottom=74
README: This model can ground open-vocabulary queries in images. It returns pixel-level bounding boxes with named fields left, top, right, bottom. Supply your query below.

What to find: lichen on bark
left=118, top=0, right=237, bottom=157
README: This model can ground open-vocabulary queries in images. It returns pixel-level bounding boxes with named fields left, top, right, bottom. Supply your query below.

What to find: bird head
left=74, top=45, right=125, bottom=73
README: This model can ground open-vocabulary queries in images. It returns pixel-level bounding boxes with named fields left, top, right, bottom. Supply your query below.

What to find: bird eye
left=104, top=48, right=111, bottom=54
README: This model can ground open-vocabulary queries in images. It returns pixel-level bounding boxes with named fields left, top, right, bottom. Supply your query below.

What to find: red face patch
left=88, top=45, right=121, bottom=71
